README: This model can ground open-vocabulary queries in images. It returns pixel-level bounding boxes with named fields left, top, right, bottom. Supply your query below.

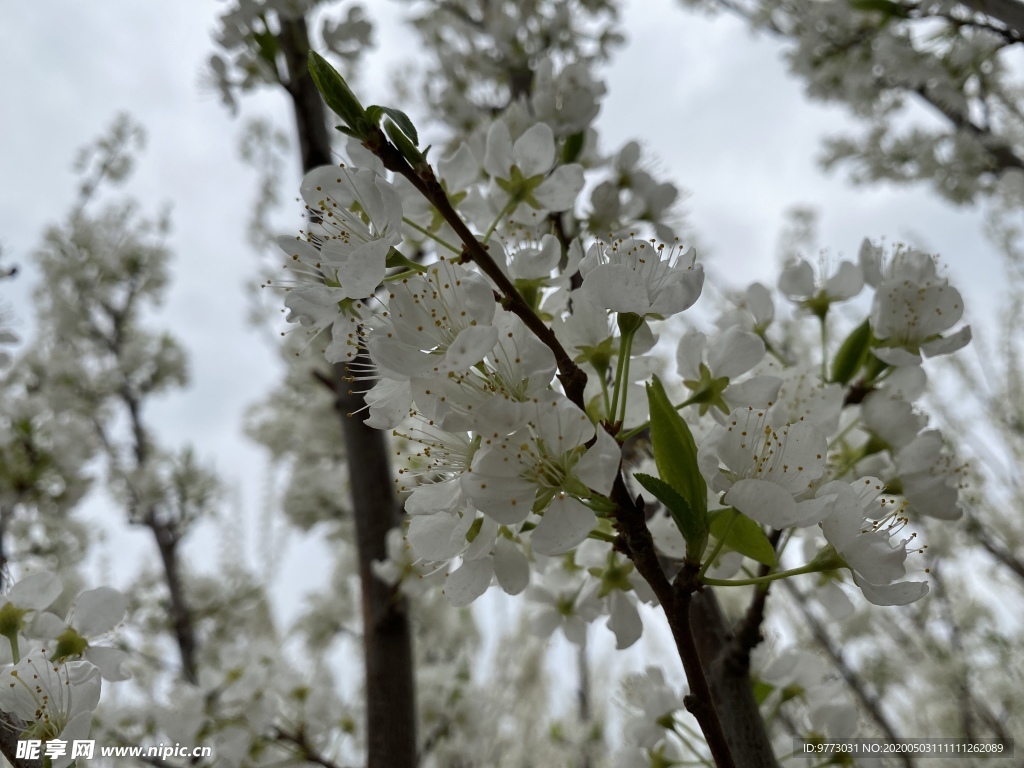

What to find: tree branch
left=610, top=476, right=738, bottom=768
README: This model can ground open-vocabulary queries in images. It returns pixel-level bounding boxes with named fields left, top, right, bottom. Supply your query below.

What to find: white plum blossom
left=717, top=282, right=775, bottom=336
left=483, top=119, right=584, bottom=215
left=462, top=394, right=620, bottom=555
left=620, top=666, right=687, bottom=749
left=860, top=240, right=971, bottom=365
left=817, top=478, right=929, bottom=605
left=778, top=257, right=864, bottom=312
left=295, top=164, right=404, bottom=297
left=757, top=647, right=860, bottom=738
left=367, top=260, right=497, bottom=381
left=579, top=236, right=704, bottom=318
left=675, top=326, right=779, bottom=415
left=31, top=586, right=131, bottom=681
left=526, top=568, right=601, bottom=646
left=699, top=407, right=833, bottom=528
left=0, top=652, right=101, bottom=768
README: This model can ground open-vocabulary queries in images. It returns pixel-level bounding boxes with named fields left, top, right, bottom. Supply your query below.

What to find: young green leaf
left=380, top=107, right=419, bottom=146
left=308, top=51, right=366, bottom=133
left=634, top=472, right=708, bottom=562
left=707, top=509, right=776, bottom=567
left=646, top=375, right=707, bottom=518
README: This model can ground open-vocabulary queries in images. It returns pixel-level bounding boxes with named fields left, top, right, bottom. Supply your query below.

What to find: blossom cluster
left=0, top=572, right=130, bottom=768
left=276, top=94, right=970, bottom=662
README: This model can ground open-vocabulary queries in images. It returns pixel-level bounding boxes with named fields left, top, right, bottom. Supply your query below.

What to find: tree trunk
left=277, top=18, right=418, bottom=768
left=689, top=590, right=780, bottom=768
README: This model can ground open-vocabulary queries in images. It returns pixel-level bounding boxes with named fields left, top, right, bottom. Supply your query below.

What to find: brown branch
left=273, top=727, right=356, bottom=768
left=964, top=512, right=1024, bottom=585
left=610, top=476, right=738, bottom=768
left=962, top=0, right=1024, bottom=38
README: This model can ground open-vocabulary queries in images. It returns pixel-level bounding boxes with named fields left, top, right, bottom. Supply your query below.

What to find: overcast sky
left=0, top=0, right=1006, bottom=676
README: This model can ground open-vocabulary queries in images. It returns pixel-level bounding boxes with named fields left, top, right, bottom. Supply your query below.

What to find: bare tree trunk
left=689, top=591, right=780, bottom=768
left=277, top=19, right=418, bottom=768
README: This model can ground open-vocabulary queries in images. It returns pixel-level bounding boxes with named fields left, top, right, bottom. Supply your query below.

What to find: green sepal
left=831, top=318, right=872, bottom=384
left=0, top=602, right=28, bottom=638
left=634, top=472, right=708, bottom=562
left=707, top=508, right=776, bottom=567
left=646, top=375, right=707, bottom=519
left=682, top=362, right=730, bottom=415
left=50, top=627, right=89, bottom=662
left=308, top=51, right=366, bottom=134
left=576, top=336, right=615, bottom=377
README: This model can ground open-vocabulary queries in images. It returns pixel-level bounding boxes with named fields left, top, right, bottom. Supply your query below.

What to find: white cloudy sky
left=0, top=0, right=1006, bottom=664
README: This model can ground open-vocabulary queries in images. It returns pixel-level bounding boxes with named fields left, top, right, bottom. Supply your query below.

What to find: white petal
left=724, top=376, right=783, bottom=410
left=606, top=591, right=643, bottom=649
left=824, top=261, right=864, bottom=300
left=676, top=330, right=706, bottom=381
left=408, top=512, right=465, bottom=561
left=403, top=481, right=460, bottom=518
left=8, top=572, right=62, bottom=610
left=74, top=587, right=128, bottom=637
left=85, top=646, right=132, bottom=682
left=853, top=574, right=929, bottom=606
left=445, top=558, right=493, bottom=606
left=921, top=325, right=971, bottom=358
left=28, top=612, right=67, bottom=639
left=483, top=120, right=514, bottom=179
left=574, top=428, right=622, bottom=496
left=464, top=515, right=499, bottom=560
left=534, top=164, right=584, bottom=211
left=726, top=480, right=803, bottom=528
left=530, top=496, right=596, bottom=555
left=709, top=328, right=764, bottom=379
left=778, top=260, right=815, bottom=299
left=512, top=123, right=555, bottom=177
left=872, top=347, right=922, bottom=367
left=438, top=143, right=480, bottom=190
left=441, top=324, right=499, bottom=371
left=492, top=538, right=530, bottom=595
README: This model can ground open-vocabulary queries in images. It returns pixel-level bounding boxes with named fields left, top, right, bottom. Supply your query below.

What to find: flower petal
left=445, top=558, right=493, bottom=606
left=530, top=495, right=596, bottom=555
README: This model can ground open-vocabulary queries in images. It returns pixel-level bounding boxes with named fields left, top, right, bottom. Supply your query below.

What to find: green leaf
left=707, top=509, right=776, bottom=566
left=831, top=318, right=872, bottom=384
left=380, top=107, right=419, bottom=146
left=308, top=51, right=366, bottom=132
left=634, top=473, right=708, bottom=562
left=646, top=375, right=707, bottom=519
left=384, top=119, right=425, bottom=164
